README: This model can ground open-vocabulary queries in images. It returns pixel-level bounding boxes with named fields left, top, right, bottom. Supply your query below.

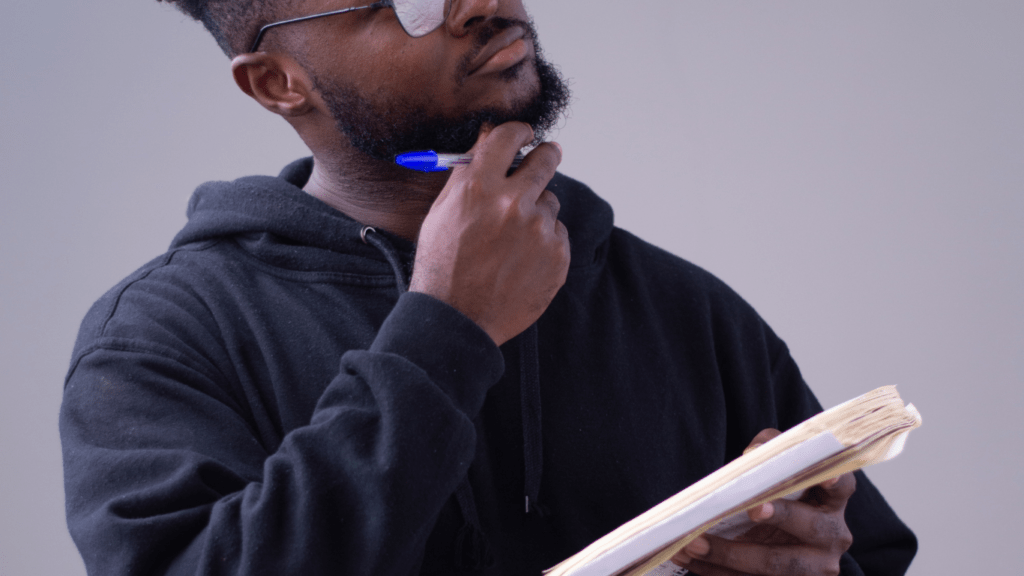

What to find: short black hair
left=158, top=0, right=292, bottom=57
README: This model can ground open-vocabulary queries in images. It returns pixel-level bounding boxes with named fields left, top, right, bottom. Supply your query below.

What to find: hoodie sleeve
left=60, top=291, right=504, bottom=576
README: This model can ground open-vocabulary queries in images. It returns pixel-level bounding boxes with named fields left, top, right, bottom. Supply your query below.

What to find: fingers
left=528, top=189, right=568, bottom=270
left=412, top=121, right=569, bottom=346
left=819, top=471, right=857, bottom=504
left=796, top=472, right=857, bottom=511
left=670, top=549, right=693, bottom=565
left=515, top=140, right=562, bottom=197
left=459, top=122, right=562, bottom=200
left=677, top=467, right=855, bottom=576
left=676, top=556, right=749, bottom=576
left=748, top=497, right=854, bottom=551
left=744, top=429, right=782, bottom=454
left=463, top=121, right=537, bottom=175
left=536, top=189, right=561, bottom=225
left=683, top=534, right=839, bottom=576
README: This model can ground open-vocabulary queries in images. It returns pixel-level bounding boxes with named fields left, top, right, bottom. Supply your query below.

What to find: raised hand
left=410, top=122, right=570, bottom=346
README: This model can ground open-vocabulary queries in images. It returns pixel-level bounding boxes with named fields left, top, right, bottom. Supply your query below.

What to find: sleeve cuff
left=370, top=292, right=505, bottom=416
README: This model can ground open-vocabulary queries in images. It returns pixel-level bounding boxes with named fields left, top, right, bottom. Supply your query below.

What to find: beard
left=307, top=18, right=572, bottom=162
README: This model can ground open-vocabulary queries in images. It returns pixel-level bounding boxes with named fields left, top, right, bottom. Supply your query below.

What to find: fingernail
left=743, top=443, right=763, bottom=455
left=685, top=537, right=710, bottom=557
left=754, top=502, right=774, bottom=521
left=824, top=476, right=839, bottom=488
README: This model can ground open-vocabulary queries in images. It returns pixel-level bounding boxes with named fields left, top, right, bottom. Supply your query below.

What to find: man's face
left=288, top=0, right=571, bottom=161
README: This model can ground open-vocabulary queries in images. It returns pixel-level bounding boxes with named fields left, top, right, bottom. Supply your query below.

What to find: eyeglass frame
left=248, top=0, right=449, bottom=53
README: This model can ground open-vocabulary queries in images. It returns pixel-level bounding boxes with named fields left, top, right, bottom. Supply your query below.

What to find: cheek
left=353, top=37, right=455, bottom=98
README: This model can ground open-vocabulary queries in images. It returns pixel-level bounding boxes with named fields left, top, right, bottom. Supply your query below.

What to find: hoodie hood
left=170, top=157, right=614, bottom=271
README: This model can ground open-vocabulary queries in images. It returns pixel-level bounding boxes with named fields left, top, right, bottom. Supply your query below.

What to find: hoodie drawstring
left=519, top=322, right=545, bottom=516
left=452, top=477, right=494, bottom=570
left=361, top=226, right=408, bottom=297
left=362, top=225, right=546, bottom=570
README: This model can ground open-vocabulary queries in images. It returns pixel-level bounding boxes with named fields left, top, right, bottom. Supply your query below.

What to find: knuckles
left=839, top=471, right=858, bottom=499
left=459, top=179, right=490, bottom=201
left=804, top=500, right=853, bottom=554
left=526, top=167, right=554, bottom=190
left=493, top=193, right=520, bottom=223
left=539, top=189, right=561, bottom=217
left=763, top=549, right=793, bottom=575
left=836, top=524, right=854, bottom=554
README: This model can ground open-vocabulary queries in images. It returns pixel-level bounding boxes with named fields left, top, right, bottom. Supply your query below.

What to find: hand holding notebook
left=671, top=428, right=857, bottom=575
left=546, top=386, right=921, bottom=576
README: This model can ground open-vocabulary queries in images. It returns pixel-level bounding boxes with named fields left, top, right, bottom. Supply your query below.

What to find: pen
left=395, top=150, right=526, bottom=172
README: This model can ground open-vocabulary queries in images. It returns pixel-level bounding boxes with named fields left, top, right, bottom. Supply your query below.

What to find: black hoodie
left=60, top=158, right=916, bottom=575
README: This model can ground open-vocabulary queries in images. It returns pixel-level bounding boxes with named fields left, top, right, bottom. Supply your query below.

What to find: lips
left=467, top=26, right=528, bottom=76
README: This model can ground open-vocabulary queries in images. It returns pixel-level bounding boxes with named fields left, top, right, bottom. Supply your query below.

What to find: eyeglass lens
left=392, top=0, right=452, bottom=37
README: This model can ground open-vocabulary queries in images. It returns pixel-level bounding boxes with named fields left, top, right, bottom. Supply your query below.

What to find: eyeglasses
left=249, top=0, right=453, bottom=53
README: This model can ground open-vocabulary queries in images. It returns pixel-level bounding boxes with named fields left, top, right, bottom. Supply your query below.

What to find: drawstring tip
left=525, top=495, right=549, bottom=517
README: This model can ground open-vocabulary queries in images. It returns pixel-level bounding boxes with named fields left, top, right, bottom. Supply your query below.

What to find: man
left=60, top=0, right=917, bottom=574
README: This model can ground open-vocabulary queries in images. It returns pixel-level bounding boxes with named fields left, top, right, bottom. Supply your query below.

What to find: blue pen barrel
left=395, top=151, right=448, bottom=172
left=395, top=150, right=526, bottom=172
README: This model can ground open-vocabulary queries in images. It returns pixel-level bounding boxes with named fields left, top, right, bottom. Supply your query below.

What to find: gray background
left=2, top=0, right=1021, bottom=574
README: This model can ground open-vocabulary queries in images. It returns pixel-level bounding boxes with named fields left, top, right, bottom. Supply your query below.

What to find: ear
left=231, top=53, right=315, bottom=117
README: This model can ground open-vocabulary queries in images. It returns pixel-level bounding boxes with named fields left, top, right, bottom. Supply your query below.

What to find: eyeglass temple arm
left=248, top=1, right=393, bottom=53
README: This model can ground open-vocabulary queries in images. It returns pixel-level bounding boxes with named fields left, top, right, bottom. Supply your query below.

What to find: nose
left=445, top=0, right=500, bottom=38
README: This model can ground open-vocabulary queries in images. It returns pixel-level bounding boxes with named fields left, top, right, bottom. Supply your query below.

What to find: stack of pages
left=546, top=386, right=921, bottom=576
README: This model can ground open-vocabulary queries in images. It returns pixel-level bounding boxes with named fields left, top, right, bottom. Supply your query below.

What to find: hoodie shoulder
left=547, top=172, right=615, bottom=269
left=607, top=226, right=761, bottom=320
left=64, top=242, right=231, bottom=380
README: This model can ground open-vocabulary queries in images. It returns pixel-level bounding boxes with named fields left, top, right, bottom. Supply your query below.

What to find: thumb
left=744, top=428, right=782, bottom=454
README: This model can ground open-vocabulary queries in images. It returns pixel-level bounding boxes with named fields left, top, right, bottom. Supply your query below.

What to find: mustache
left=458, top=17, right=536, bottom=77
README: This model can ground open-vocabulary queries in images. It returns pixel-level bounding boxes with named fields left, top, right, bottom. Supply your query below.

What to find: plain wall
left=2, top=1, right=1021, bottom=573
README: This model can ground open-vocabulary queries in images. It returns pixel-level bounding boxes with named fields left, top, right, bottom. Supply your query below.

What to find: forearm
left=61, top=293, right=503, bottom=575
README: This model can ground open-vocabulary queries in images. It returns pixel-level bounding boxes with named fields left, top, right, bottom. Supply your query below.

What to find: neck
left=303, top=152, right=452, bottom=241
